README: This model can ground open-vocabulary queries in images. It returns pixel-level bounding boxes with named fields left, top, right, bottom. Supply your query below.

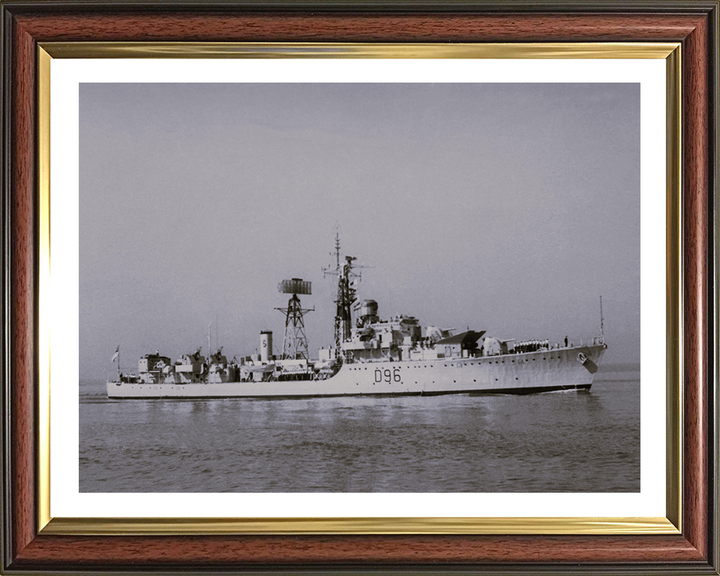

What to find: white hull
left=107, top=344, right=606, bottom=399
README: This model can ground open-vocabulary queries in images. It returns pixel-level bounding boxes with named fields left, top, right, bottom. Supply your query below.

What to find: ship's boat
left=107, top=238, right=607, bottom=399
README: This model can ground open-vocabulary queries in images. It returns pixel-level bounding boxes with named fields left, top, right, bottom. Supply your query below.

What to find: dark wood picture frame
left=1, top=1, right=718, bottom=573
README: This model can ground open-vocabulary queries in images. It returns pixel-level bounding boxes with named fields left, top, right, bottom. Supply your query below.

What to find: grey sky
left=80, top=83, right=640, bottom=379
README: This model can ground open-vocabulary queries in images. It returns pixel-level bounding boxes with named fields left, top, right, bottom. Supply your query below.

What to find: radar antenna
left=322, top=232, right=370, bottom=357
left=275, top=278, right=314, bottom=360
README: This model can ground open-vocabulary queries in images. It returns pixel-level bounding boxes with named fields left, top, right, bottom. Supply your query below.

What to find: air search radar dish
left=278, top=278, right=311, bottom=295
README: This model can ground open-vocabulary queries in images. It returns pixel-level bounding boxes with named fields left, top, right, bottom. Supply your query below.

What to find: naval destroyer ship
left=106, top=237, right=607, bottom=399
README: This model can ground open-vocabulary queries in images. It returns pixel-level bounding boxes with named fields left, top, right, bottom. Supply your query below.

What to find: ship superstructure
left=107, top=236, right=607, bottom=399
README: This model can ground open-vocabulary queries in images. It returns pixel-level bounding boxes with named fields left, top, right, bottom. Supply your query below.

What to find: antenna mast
left=323, top=231, right=344, bottom=353
left=276, top=279, right=314, bottom=360
left=334, top=230, right=340, bottom=272
left=323, top=232, right=363, bottom=357
left=599, top=295, right=605, bottom=341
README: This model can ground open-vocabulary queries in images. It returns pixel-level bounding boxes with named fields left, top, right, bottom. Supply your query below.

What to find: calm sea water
left=79, top=364, right=639, bottom=492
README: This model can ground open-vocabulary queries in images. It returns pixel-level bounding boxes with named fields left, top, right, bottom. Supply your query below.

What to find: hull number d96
left=375, top=367, right=402, bottom=384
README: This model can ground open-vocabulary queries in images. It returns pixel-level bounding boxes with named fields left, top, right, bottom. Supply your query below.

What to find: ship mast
left=323, top=232, right=344, bottom=354
left=275, top=279, right=314, bottom=360
left=334, top=231, right=340, bottom=273
left=338, top=255, right=358, bottom=343
left=599, top=295, right=605, bottom=341
left=323, top=232, right=360, bottom=357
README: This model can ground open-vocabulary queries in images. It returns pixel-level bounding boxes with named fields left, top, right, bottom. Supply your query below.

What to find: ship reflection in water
left=80, top=365, right=639, bottom=493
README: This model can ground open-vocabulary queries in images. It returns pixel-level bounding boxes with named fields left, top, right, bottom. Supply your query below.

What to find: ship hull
left=107, top=344, right=606, bottom=399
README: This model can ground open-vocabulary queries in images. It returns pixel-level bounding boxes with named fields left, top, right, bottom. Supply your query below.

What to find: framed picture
left=2, top=1, right=717, bottom=574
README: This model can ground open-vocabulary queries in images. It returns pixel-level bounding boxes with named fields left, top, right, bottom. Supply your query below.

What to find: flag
left=111, top=346, right=119, bottom=363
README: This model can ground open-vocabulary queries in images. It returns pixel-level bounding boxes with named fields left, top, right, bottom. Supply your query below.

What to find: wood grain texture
left=13, top=12, right=704, bottom=42
left=10, top=16, right=37, bottom=561
left=10, top=534, right=707, bottom=566
left=681, top=6, right=710, bottom=560
left=3, top=4, right=717, bottom=572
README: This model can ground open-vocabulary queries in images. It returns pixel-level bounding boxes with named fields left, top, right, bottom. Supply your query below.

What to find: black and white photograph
left=79, top=81, right=640, bottom=494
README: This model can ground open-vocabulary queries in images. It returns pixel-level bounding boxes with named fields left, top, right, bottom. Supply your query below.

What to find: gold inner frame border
left=36, top=41, right=682, bottom=536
